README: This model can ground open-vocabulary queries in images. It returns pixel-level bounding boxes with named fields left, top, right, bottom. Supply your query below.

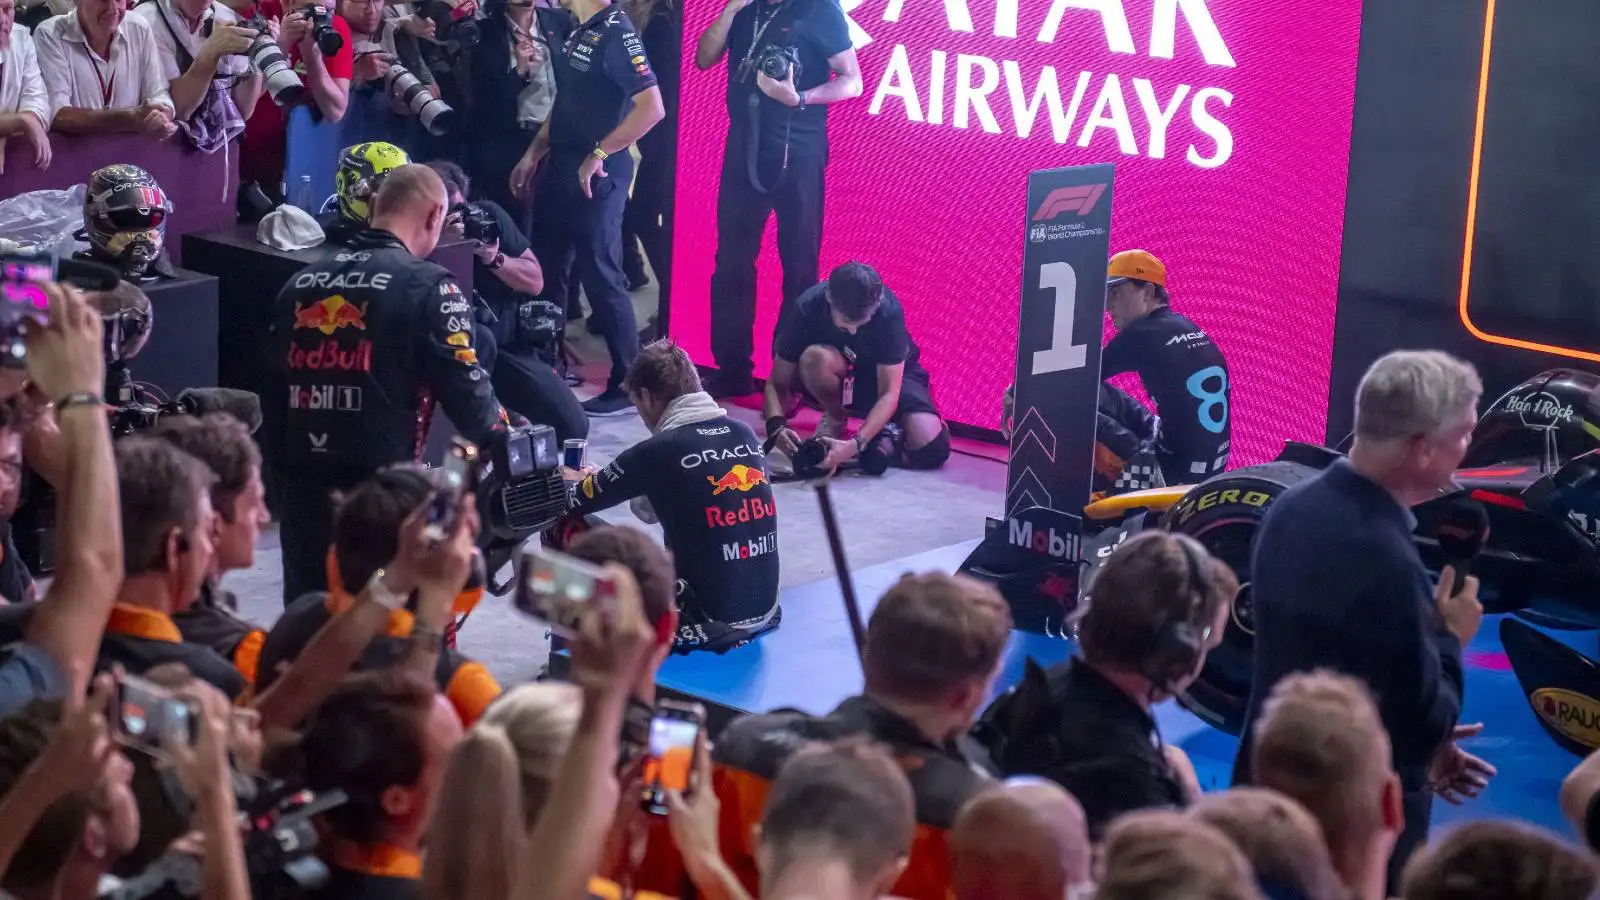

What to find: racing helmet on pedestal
left=1463, top=369, right=1600, bottom=469
left=334, top=142, right=411, bottom=224
left=82, top=165, right=172, bottom=281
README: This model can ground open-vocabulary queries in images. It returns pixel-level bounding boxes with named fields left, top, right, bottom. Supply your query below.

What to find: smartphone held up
left=427, top=436, right=480, bottom=540
left=512, top=546, right=616, bottom=637
left=112, top=674, right=200, bottom=763
left=642, top=700, right=705, bottom=814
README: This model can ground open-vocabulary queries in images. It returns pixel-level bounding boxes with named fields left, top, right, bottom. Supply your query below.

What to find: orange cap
left=1107, top=250, right=1167, bottom=288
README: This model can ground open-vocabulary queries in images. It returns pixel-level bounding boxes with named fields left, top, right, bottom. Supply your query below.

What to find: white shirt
left=130, top=0, right=251, bottom=84
left=0, top=27, right=52, bottom=126
left=33, top=9, right=176, bottom=116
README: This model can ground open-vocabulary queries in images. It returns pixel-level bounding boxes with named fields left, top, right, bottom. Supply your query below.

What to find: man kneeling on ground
left=763, top=261, right=950, bottom=474
left=566, top=340, right=780, bottom=653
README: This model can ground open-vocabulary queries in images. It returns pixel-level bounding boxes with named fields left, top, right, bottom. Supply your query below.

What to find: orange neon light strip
left=1459, top=0, right=1600, bottom=364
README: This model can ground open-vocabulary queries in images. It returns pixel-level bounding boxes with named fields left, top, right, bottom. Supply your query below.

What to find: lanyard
left=85, top=44, right=116, bottom=106
left=737, top=0, right=787, bottom=79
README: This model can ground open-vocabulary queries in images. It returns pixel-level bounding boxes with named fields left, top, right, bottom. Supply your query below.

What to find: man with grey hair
left=1230, top=349, right=1491, bottom=893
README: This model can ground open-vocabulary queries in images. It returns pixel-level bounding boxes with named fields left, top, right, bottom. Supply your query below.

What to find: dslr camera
left=451, top=202, right=500, bottom=245
left=301, top=3, right=345, bottom=56
left=238, top=17, right=306, bottom=106
left=757, top=44, right=801, bottom=81
left=385, top=64, right=454, bottom=136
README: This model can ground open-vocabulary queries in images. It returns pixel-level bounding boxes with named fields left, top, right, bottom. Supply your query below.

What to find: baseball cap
left=1107, top=250, right=1167, bottom=288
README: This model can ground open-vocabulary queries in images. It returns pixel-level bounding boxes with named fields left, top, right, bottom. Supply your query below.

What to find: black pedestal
left=130, top=268, right=220, bottom=397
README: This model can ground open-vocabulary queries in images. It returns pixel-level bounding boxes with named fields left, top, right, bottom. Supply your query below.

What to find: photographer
left=0, top=675, right=250, bottom=900
left=428, top=160, right=588, bottom=443
left=268, top=164, right=507, bottom=606
left=695, top=0, right=861, bottom=398
left=763, top=262, right=951, bottom=474
left=0, top=281, right=121, bottom=718
left=130, top=0, right=265, bottom=138
left=239, top=0, right=353, bottom=199
left=509, top=0, right=664, bottom=417
left=34, top=0, right=177, bottom=137
left=567, top=340, right=780, bottom=652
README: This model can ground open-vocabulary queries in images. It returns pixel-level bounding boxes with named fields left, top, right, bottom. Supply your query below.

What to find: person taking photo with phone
left=564, top=340, right=780, bottom=653
left=268, top=164, right=508, bottom=607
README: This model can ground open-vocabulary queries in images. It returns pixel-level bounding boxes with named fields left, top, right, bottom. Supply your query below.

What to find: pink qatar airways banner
left=667, top=0, right=1364, bottom=466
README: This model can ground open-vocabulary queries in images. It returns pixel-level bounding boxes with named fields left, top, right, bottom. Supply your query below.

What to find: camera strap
left=744, top=91, right=791, bottom=195
left=152, top=0, right=198, bottom=74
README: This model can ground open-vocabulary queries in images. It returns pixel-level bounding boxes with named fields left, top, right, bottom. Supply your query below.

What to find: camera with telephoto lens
left=301, top=4, right=344, bottom=56
left=385, top=64, right=454, bottom=136
left=452, top=202, right=500, bottom=244
left=242, top=17, right=306, bottom=107
left=100, top=781, right=346, bottom=900
left=757, top=44, right=801, bottom=81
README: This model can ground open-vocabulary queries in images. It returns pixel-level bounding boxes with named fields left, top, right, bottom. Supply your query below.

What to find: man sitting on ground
left=949, top=778, right=1093, bottom=900
left=566, top=340, right=779, bottom=653
left=762, top=261, right=950, bottom=474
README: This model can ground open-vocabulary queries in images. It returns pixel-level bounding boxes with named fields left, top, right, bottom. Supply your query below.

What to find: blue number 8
left=1186, top=366, right=1229, bottom=434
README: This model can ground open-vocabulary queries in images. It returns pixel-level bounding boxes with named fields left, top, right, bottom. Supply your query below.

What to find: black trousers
left=531, top=149, right=639, bottom=391
left=279, top=468, right=367, bottom=607
left=710, top=124, right=827, bottom=380
left=468, top=129, right=537, bottom=245
left=623, top=126, right=677, bottom=324
left=476, top=323, right=589, bottom=442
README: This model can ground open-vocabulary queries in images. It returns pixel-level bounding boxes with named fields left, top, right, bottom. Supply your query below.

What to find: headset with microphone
left=1139, top=533, right=1216, bottom=697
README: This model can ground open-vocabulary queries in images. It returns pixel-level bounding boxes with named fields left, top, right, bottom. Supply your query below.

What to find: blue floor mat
left=656, top=540, right=1583, bottom=840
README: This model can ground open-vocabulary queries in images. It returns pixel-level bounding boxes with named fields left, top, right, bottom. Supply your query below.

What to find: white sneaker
left=815, top=413, right=844, bottom=441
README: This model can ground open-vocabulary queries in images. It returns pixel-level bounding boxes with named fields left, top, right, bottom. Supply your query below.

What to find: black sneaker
left=583, top=389, right=636, bottom=417
left=704, top=371, right=756, bottom=399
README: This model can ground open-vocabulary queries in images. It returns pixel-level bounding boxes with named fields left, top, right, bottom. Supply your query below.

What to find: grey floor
left=223, top=282, right=1010, bottom=686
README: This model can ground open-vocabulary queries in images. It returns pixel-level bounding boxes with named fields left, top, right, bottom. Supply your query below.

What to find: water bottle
left=290, top=175, right=313, bottom=211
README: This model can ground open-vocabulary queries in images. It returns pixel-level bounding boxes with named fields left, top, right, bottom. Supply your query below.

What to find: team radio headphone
left=1139, top=533, right=1216, bottom=696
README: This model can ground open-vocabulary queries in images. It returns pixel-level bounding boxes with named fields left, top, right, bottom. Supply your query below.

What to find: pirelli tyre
left=1164, top=460, right=1318, bottom=735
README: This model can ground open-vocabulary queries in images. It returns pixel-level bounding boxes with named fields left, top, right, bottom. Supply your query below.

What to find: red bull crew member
left=509, top=0, right=664, bottom=417
left=566, top=340, right=780, bottom=652
left=269, top=164, right=508, bottom=607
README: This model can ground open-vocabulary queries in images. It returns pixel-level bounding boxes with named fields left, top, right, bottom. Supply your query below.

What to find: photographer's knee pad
left=903, top=427, right=952, bottom=470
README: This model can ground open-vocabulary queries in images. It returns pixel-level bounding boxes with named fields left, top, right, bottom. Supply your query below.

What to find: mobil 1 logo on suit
left=289, top=384, right=363, bottom=411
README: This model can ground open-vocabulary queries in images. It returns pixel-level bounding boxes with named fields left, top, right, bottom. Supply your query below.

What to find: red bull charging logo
left=707, top=464, right=767, bottom=496
left=293, top=295, right=368, bottom=335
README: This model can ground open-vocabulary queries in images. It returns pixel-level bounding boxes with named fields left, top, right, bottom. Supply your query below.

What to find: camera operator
left=34, top=0, right=177, bottom=138
left=763, top=262, right=951, bottom=474
left=268, top=164, right=508, bottom=606
left=694, top=0, right=861, bottom=398
left=0, top=282, right=121, bottom=719
left=129, top=0, right=265, bottom=141
left=239, top=0, right=353, bottom=200
left=0, top=0, right=54, bottom=170
left=428, top=160, right=589, bottom=443
left=0, top=675, right=250, bottom=900
left=293, top=670, right=465, bottom=900
left=565, top=340, right=780, bottom=652
left=509, top=0, right=664, bottom=417
left=1102, top=250, right=1232, bottom=484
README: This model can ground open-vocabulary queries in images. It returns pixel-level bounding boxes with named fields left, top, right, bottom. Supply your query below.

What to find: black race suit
left=1102, top=306, right=1231, bottom=484
left=267, top=227, right=506, bottom=605
left=569, top=413, right=780, bottom=651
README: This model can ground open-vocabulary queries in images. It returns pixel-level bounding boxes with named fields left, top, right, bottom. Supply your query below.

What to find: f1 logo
left=1031, top=184, right=1108, bottom=222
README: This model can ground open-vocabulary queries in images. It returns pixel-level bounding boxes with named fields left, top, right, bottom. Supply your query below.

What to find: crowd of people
left=0, top=276, right=1593, bottom=900
left=5, top=0, right=1600, bottom=895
